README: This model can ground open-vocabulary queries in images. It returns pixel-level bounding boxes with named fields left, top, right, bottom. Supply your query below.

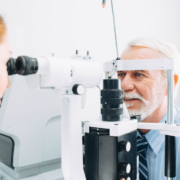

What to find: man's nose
left=121, top=75, right=135, bottom=92
left=7, top=77, right=11, bottom=89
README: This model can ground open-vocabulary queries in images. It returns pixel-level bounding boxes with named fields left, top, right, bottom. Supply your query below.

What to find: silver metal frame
left=167, top=70, right=174, bottom=126
left=104, top=59, right=175, bottom=180
left=167, top=70, right=174, bottom=180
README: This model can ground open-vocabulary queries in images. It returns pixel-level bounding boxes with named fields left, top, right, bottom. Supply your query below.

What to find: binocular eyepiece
left=7, top=58, right=17, bottom=75
left=7, top=56, right=39, bottom=76
left=16, top=56, right=38, bottom=75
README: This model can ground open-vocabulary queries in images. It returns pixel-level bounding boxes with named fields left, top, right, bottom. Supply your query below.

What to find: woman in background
left=0, top=15, right=11, bottom=104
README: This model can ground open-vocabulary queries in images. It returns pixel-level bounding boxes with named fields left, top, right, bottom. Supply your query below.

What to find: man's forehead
left=120, top=46, right=161, bottom=60
left=118, top=70, right=149, bottom=74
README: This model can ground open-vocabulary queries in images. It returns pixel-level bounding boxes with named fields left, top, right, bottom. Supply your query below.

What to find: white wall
left=0, top=0, right=180, bottom=118
left=174, top=0, right=180, bottom=107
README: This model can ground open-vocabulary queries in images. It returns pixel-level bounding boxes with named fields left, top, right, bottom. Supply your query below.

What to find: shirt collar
left=137, top=107, right=177, bottom=156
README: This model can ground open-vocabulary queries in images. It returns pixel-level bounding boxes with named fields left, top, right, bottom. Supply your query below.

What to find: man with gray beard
left=118, top=38, right=180, bottom=180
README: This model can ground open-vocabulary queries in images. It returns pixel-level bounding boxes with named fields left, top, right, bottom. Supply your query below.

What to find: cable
left=110, top=0, right=119, bottom=59
left=108, top=60, right=117, bottom=78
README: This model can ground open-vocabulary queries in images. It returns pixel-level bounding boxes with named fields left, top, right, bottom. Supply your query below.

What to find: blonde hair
left=128, top=37, right=180, bottom=97
left=0, top=15, right=6, bottom=43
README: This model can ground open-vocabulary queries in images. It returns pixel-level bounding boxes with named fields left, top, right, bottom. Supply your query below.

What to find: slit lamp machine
left=0, top=0, right=179, bottom=180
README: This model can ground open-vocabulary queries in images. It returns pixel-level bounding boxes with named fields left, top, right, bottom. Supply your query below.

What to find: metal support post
left=165, top=70, right=176, bottom=180
left=61, top=95, right=86, bottom=180
left=167, top=70, right=174, bottom=125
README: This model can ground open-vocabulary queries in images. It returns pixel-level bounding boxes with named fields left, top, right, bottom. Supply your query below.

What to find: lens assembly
left=7, top=58, right=17, bottom=75
left=16, top=56, right=38, bottom=75
left=101, top=79, right=123, bottom=121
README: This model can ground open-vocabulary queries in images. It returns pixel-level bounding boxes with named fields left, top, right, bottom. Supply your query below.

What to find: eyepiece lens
left=6, top=58, right=17, bottom=75
left=15, top=56, right=26, bottom=75
left=16, top=60, right=22, bottom=71
left=15, top=56, right=38, bottom=75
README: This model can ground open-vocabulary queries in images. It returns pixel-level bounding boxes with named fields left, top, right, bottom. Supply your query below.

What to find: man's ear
left=174, top=74, right=179, bottom=88
left=165, top=74, right=178, bottom=95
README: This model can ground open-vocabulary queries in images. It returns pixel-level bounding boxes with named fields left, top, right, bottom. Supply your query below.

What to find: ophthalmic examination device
left=0, top=1, right=179, bottom=180
left=0, top=51, right=179, bottom=180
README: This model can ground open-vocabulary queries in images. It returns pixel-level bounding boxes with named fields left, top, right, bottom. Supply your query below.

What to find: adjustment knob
left=120, top=177, right=131, bottom=180
left=72, top=84, right=85, bottom=95
left=119, top=141, right=131, bottom=152
left=119, top=163, right=131, bottom=174
left=131, top=115, right=141, bottom=122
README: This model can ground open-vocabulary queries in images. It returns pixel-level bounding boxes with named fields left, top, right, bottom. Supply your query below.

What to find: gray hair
left=128, top=37, right=180, bottom=97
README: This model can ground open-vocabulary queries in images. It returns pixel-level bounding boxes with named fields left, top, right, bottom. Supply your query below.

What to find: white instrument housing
left=0, top=56, right=102, bottom=180
left=0, top=75, right=63, bottom=179
left=36, top=57, right=102, bottom=89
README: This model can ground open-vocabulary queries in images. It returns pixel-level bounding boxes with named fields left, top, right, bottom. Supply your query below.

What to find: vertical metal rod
left=110, top=0, right=119, bottom=59
left=165, top=70, right=175, bottom=180
left=167, top=70, right=174, bottom=125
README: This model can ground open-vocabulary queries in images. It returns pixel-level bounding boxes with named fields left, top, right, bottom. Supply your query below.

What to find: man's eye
left=135, top=73, right=143, bottom=77
left=118, top=73, right=125, bottom=77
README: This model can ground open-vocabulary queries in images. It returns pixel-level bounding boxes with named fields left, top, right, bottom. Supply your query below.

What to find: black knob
left=72, top=84, right=85, bottom=95
left=119, top=177, right=131, bottom=180
left=118, top=141, right=131, bottom=152
left=130, top=115, right=141, bottom=122
left=119, top=163, right=131, bottom=174
left=101, top=79, right=123, bottom=122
